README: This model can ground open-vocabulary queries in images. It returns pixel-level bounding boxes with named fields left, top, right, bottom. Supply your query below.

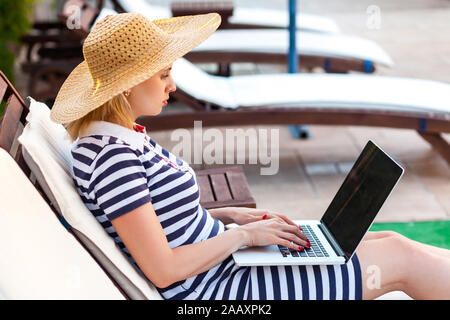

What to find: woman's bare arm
left=112, top=202, right=307, bottom=288
left=111, top=202, right=247, bottom=288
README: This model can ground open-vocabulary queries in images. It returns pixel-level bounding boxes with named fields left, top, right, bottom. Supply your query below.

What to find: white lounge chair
left=189, top=28, right=394, bottom=70
left=136, top=58, right=450, bottom=166
left=103, top=4, right=392, bottom=74
left=112, top=0, right=340, bottom=33
left=0, top=147, right=126, bottom=299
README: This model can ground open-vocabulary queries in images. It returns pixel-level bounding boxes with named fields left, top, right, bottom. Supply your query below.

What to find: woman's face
left=126, top=64, right=176, bottom=120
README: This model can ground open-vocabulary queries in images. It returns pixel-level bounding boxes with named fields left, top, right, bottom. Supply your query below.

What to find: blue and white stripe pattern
left=71, top=121, right=363, bottom=300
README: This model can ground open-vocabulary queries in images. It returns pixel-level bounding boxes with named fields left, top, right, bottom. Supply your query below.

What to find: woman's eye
left=161, top=74, right=169, bottom=79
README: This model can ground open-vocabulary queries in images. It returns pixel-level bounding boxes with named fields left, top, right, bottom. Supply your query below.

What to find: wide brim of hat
left=50, top=13, right=221, bottom=124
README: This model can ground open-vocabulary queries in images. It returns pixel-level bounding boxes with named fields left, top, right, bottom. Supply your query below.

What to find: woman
left=50, top=12, right=450, bottom=300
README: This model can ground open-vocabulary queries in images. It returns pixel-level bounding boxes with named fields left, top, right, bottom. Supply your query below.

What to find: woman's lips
left=163, top=100, right=168, bottom=106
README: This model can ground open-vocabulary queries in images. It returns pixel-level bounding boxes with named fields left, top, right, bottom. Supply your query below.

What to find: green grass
left=370, top=220, right=450, bottom=249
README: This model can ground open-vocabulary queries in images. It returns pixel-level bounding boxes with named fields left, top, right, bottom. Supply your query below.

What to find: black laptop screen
left=321, top=141, right=403, bottom=260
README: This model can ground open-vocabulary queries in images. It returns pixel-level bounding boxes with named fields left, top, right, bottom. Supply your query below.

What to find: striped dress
left=71, top=120, right=363, bottom=300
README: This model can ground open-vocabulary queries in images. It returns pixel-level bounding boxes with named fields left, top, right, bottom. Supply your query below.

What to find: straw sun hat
left=50, top=12, right=221, bottom=124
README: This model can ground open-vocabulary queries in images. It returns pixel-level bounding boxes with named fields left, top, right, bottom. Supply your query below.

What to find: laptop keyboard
left=278, top=225, right=329, bottom=258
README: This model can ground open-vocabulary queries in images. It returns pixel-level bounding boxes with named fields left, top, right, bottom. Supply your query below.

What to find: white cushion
left=118, top=0, right=340, bottom=33
left=17, top=97, right=163, bottom=300
left=172, top=58, right=450, bottom=115
left=230, top=8, right=340, bottom=33
left=0, top=148, right=124, bottom=299
left=172, top=59, right=236, bottom=108
left=117, top=0, right=170, bottom=20
left=228, top=73, right=450, bottom=113
left=228, top=73, right=450, bottom=114
left=194, top=29, right=394, bottom=67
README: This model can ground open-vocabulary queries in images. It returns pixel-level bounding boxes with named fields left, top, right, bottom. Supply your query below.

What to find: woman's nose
left=167, top=77, right=176, bottom=93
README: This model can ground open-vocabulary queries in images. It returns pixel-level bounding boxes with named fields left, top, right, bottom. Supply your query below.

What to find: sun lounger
left=112, top=0, right=340, bottom=33
left=17, top=98, right=165, bottom=299
left=101, top=5, right=391, bottom=75
left=187, top=28, right=393, bottom=74
left=0, top=147, right=126, bottom=299
left=0, top=71, right=162, bottom=299
left=136, top=58, right=450, bottom=166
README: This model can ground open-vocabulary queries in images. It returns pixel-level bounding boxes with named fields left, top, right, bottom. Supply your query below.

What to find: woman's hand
left=239, top=217, right=310, bottom=252
left=229, top=207, right=298, bottom=228
left=209, top=206, right=301, bottom=227
left=209, top=207, right=310, bottom=251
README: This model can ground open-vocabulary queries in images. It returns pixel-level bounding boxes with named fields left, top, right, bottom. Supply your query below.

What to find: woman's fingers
left=274, top=213, right=299, bottom=228
left=278, top=239, right=302, bottom=251
left=284, top=224, right=309, bottom=242
left=260, top=211, right=300, bottom=230
left=243, top=211, right=313, bottom=250
left=269, top=220, right=309, bottom=244
left=277, top=229, right=310, bottom=248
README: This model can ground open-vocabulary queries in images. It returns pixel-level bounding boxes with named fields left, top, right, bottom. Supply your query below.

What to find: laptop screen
left=321, top=140, right=404, bottom=260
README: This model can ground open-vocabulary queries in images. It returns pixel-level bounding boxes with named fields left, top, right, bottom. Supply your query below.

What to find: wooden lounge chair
left=111, top=0, right=340, bottom=33
left=135, top=58, right=450, bottom=167
left=101, top=5, right=391, bottom=75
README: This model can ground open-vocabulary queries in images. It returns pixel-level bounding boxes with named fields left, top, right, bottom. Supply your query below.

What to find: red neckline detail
left=133, top=124, right=146, bottom=134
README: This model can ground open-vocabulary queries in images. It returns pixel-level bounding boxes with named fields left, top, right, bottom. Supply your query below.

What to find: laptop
left=230, top=140, right=404, bottom=266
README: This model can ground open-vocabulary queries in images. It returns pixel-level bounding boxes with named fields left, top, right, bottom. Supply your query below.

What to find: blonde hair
left=65, top=93, right=134, bottom=141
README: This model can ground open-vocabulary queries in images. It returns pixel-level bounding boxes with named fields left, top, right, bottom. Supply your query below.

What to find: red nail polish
left=298, top=246, right=304, bottom=251
left=298, top=226, right=303, bottom=230
left=262, top=214, right=268, bottom=220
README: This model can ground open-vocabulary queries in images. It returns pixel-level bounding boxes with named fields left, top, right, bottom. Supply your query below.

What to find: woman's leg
left=364, top=231, right=450, bottom=258
left=357, top=232, right=450, bottom=300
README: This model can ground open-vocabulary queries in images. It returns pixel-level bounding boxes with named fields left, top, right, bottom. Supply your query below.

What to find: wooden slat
left=196, top=165, right=256, bottom=209
left=0, top=77, right=7, bottom=101
left=0, top=71, right=27, bottom=107
left=209, top=173, right=233, bottom=202
left=197, top=174, right=215, bottom=204
left=0, top=95, right=24, bottom=152
left=226, top=169, right=253, bottom=201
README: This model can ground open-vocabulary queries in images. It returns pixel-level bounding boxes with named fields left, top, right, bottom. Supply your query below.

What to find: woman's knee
left=387, top=232, right=417, bottom=251
left=384, top=232, right=423, bottom=287
left=359, top=231, right=415, bottom=296
left=367, top=230, right=401, bottom=241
